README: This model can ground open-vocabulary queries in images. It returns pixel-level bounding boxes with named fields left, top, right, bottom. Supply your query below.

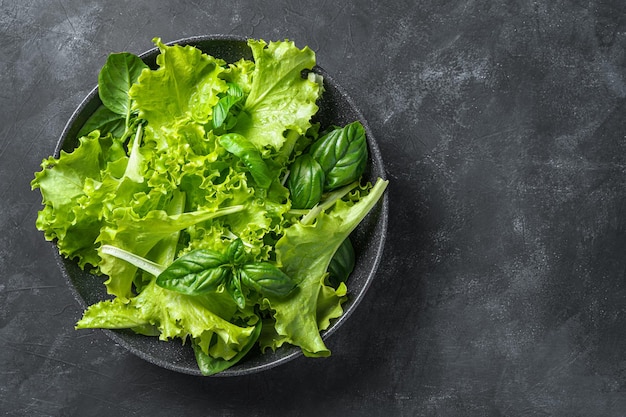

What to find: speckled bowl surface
left=53, top=35, right=388, bottom=376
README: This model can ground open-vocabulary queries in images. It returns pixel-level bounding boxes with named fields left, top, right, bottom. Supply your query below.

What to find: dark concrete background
left=2, top=1, right=626, bottom=416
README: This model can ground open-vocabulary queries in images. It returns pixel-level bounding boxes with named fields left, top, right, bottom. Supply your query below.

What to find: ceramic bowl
left=53, top=35, right=388, bottom=376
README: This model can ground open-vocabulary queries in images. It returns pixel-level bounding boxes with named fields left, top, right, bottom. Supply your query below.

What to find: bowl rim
left=53, top=34, right=389, bottom=377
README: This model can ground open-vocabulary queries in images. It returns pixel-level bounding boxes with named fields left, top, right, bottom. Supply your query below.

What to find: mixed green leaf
left=32, top=37, right=388, bottom=375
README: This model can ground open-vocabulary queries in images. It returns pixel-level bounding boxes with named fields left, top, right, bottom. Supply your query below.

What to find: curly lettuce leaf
left=221, top=58, right=255, bottom=95
left=97, top=205, right=244, bottom=299
left=31, top=130, right=140, bottom=268
left=130, top=38, right=228, bottom=142
left=76, top=279, right=257, bottom=362
left=193, top=319, right=262, bottom=376
left=177, top=147, right=291, bottom=262
left=232, top=39, right=321, bottom=154
left=264, top=178, right=388, bottom=356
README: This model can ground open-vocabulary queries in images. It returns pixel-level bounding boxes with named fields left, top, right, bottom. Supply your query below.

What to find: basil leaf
left=213, top=95, right=242, bottom=129
left=193, top=320, right=262, bottom=376
left=287, top=154, right=325, bottom=209
left=226, top=271, right=246, bottom=309
left=227, top=238, right=247, bottom=266
left=309, top=121, right=368, bottom=191
left=212, top=83, right=244, bottom=129
left=219, top=133, right=273, bottom=188
left=327, top=237, right=355, bottom=288
left=98, top=52, right=148, bottom=117
left=240, top=262, right=296, bottom=297
left=78, top=105, right=126, bottom=138
left=156, top=249, right=228, bottom=295
left=224, top=82, right=244, bottom=99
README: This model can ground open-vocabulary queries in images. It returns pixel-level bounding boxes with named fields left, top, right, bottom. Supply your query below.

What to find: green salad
left=32, top=37, right=388, bottom=375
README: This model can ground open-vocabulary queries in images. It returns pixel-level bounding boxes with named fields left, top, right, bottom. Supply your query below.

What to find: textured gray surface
left=2, top=0, right=626, bottom=416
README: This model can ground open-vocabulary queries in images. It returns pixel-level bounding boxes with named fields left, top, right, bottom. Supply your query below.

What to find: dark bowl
left=52, top=35, right=388, bottom=376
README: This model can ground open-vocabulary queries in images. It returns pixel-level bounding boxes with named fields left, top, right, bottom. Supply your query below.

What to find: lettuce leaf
left=97, top=205, right=244, bottom=300
left=232, top=39, right=321, bottom=154
left=31, top=130, right=140, bottom=268
left=76, top=279, right=257, bottom=361
left=264, top=178, right=388, bottom=356
left=130, top=38, right=228, bottom=134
